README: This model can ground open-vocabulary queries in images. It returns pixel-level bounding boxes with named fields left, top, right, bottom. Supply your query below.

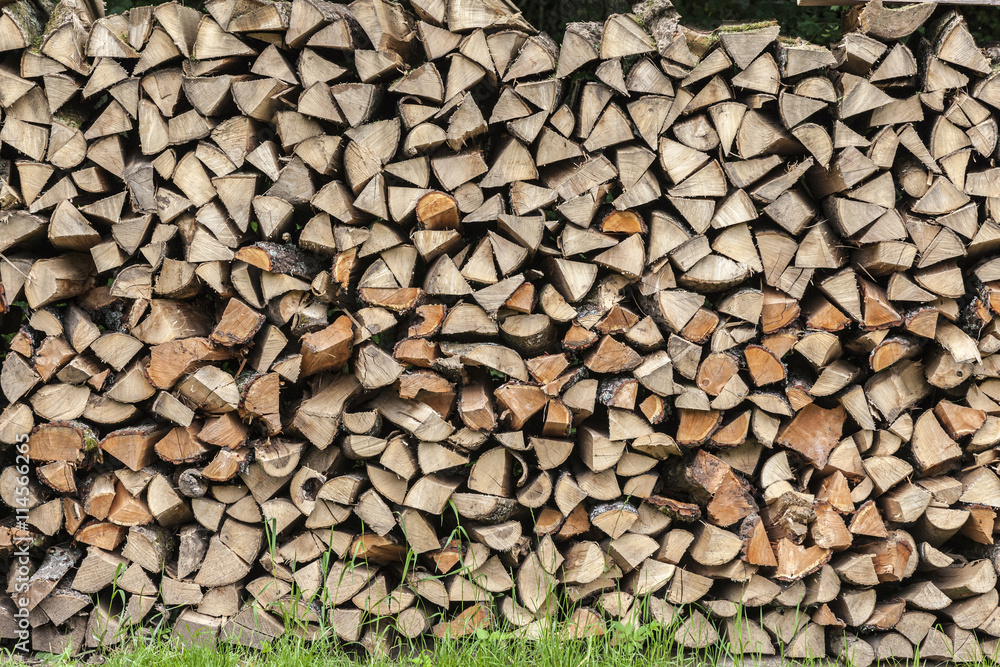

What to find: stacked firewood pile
left=3, top=0, right=1000, bottom=660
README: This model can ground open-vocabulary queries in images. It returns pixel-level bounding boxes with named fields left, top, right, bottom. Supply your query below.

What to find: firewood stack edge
left=2, top=0, right=1000, bottom=660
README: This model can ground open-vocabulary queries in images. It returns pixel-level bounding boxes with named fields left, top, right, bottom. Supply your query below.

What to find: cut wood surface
left=3, top=0, right=1000, bottom=660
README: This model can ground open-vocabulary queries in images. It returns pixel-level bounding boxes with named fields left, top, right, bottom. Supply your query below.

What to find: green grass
left=20, top=600, right=788, bottom=667
left=25, top=622, right=729, bottom=667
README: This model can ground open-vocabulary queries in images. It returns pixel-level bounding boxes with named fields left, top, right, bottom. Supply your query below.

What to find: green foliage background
left=525, top=0, right=843, bottom=44
left=104, top=0, right=157, bottom=18
left=102, top=0, right=1000, bottom=51
left=524, top=0, right=1000, bottom=47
